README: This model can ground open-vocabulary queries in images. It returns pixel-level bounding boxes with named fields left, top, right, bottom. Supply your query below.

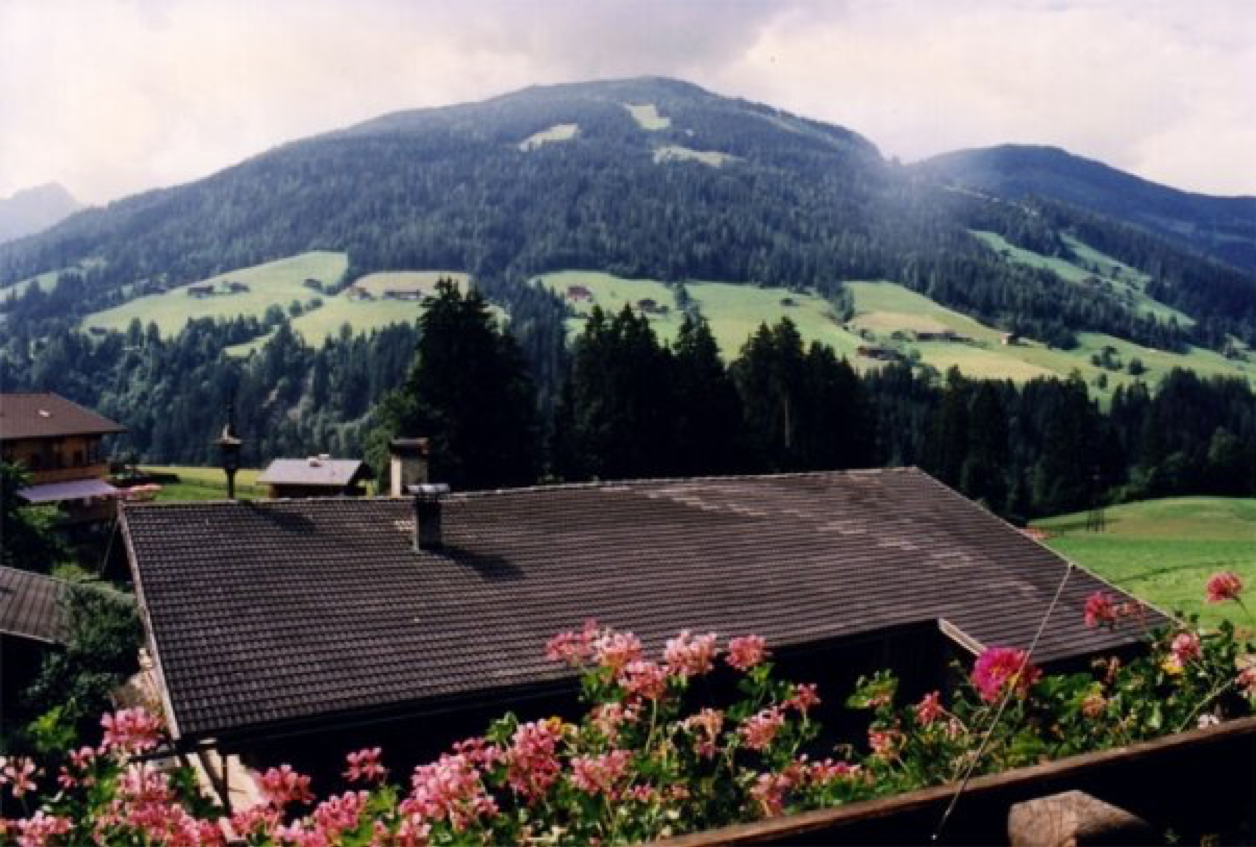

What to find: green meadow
left=845, top=279, right=1254, bottom=394
left=83, top=252, right=351, bottom=337
left=971, top=230, right=1194, bottom=326
left=535, top=271, right=860, bottom=357
left=81, top=254, right=475, bottom=353
left=1035, top=498, right=1256, bottom=629
left=138, top=465, right=265, bottom=501
left=535, top=270, right=1256, bottom=391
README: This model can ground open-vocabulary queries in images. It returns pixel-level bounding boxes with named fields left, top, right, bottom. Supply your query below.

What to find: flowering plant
left=2, top=573, right=1253, bottom=845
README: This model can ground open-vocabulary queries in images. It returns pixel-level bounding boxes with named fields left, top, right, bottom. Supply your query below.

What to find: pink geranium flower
left=680, top=708, right=724, bottom=758
left=343, top=747, right=387, bottom=784
left=915, top=691, right=944, bottom=725
left=404, top=753, right=498, bottom=832
left=739, top=707, right=785, bottom=751
left=664, top=630, right=719, bottom=678
left=100, top=708, right=163, bottom=757
left=971, top=647, right=1041, bottom=704
left=784, top=683, right=821, bottom=715
left=617, top=659, right=669, bottom=702
left=1, top=757, right=37, bottom=798
left=725, top=635, right=768, bottom=671
left=569, top=749, right=631, bottom=797
left=257, top=764, right=314, bottom=808
left=1084, top=591, right=1119, bottom=629
left=505, top=720, right=563, bottom=800
left=1171, top=632, right=1201, bottom=664
left=593, top=631, right=643, bottom=674
left=545, top=620, right=600, bottom=666
left=1206, top=572, right=1244, bottom=604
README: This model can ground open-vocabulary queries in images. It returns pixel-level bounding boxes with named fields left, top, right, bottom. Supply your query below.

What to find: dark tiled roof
left=121, top=468, right=1164, bottom=742
left=0, top=393, right=126, bottom=441
left=257, top=458, right=369, bottom=488
left=0, top=566, right=69, bottom=643
left=0, top=567, right=135, bottom=644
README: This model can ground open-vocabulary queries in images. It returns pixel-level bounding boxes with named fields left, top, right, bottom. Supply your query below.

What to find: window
left=73, top=450, right=85, bottom=466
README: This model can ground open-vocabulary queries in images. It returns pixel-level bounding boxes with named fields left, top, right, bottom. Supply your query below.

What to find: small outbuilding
left=256, top=456, right=372, bottom=498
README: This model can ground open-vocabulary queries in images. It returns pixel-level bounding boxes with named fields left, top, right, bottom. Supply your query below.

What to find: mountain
left=919, top=145, right=1256, bottom=273
left=2, top=78, right=1255, bottom=354
left=0, top=182, right=82, bottom=243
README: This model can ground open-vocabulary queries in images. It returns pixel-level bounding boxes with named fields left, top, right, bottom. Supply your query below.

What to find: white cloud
left=1, top=0, right=1253, bottom=203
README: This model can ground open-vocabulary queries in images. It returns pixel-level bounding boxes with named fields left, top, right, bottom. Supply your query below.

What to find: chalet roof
left=257, top=458, right=370, bottom=488
left=0, top=393, right=126, bottom=441
left=0, top=566, right=132, bottom=644
left=120, top=468, right=1163, bottom=743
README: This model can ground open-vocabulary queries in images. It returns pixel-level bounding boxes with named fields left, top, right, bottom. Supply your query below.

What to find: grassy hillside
left=972, top=230, right=1194, bottom=325
left=538, top=270, right=1256, bottom=391
left=848, top=280, right=1254, bottom=392
left=535, top=271, right=861, bottom=356
left=84, top=252, right=350, bottom=336
left=82, top=254, right=475, bottom=352
left=1034, top=498, right=1256, bottom=629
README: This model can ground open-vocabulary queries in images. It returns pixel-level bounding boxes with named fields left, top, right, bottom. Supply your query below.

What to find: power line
left=931, top=561, right=1075, bottom=843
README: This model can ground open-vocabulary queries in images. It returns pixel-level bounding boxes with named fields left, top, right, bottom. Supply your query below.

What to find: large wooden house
left=0, top=392, right=126, bottom=523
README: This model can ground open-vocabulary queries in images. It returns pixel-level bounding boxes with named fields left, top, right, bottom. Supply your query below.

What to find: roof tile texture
left=0, top=393, right=126, bottom=441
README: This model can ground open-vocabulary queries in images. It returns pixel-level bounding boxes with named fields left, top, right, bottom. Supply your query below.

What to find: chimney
left=389, top=438, right=430, bottom=498
left=410, top=483, right=450, bottom=552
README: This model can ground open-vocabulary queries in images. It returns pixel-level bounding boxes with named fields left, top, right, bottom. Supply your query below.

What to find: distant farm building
left=566, top=284, right=593, bottom=302
left=186, top=284, right=214, bottom=298
left=1002, top=332, right=1023, bottom=346
left=226, top=281, right=250, bottom=293
left=346, top=286, right=374, bottom=301
left=913, top=330, right=972, bottom=343
left=257, top=456, right=372, bottom=499
left=382, top=289, right=424, bottom=302
left=857, top=345, right=898, bottom=361
left=636, top=298, right=668, bottom=315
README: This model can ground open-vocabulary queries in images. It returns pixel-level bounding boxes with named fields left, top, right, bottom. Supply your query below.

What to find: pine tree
left=379, top=280, right=538, bottom=491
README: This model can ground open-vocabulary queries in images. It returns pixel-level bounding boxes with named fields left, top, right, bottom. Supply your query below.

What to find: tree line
left=375, top=283, right=1254, bottom=521
left=2, top=283, right=1251, bottom=521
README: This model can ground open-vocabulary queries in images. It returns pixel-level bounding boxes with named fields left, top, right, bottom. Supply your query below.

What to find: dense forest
left=5, top=283, right=1250, bottom=523
left=1, top=78, right=1252, bottom=523
left=2, top=79, right=1254, bottom=356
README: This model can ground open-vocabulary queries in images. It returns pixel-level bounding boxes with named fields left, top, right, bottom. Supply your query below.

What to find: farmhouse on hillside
left=0, top=392, right=127, bottom=524
left=120, top=468, right=1162, bottom=792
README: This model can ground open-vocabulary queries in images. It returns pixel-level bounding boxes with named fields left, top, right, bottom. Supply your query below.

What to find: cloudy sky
left=2, top=0, right=1254, bottom=205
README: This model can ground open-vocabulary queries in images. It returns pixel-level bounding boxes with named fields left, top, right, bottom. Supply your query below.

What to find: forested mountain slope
left=920, top=144, right=1256, bottom=274
left=3, top=77, right=1255, bottom=353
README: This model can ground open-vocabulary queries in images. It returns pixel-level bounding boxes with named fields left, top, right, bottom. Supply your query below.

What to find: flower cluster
left=4, top=573, right=1253, bottom=846
left=970, top=646, right=1041, bottom=704
left=100, top=708, right=163, bottom=757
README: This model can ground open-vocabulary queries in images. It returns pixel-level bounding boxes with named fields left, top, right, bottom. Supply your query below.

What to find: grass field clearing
left=138, top=465, right=265, bottom=501
left=625, top=103, right=670, bottom=131
left=1034, top=497, right=1256, bottom=630
left=83, top=252, right=350, bottom=337
left=520, top=124, right=579, bottom=151
left=652, top=145, right=736, bottom=167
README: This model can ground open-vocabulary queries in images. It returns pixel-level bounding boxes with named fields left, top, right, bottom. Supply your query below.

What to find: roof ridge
left=121, top=467, right=921, bottom=510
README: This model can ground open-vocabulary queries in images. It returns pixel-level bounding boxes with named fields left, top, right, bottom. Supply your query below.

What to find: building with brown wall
left=0, top=392, right=126, bottom=522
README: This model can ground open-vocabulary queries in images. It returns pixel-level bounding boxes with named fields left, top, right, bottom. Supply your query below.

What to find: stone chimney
left=389, top=438, right=430, bottom=498
left=410, top=483, right=450, bottom=552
